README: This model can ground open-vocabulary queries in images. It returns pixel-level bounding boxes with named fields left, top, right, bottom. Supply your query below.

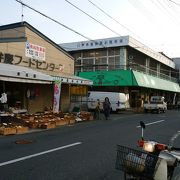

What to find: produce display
left=0, top=111, right=94, bottom=136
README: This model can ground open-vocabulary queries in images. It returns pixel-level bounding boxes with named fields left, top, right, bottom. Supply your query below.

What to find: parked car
left=143, top=96, right=167, bottom=113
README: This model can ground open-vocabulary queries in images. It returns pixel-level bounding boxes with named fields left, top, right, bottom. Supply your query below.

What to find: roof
left=60, top=36, right=175, bottom=69
left=0, top=21, right=74, bottom=60
left=0, top=63, right=53, bottom=84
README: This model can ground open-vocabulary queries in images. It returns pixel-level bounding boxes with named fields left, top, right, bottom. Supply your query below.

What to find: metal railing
left=75, top=64, right=179, bottom=83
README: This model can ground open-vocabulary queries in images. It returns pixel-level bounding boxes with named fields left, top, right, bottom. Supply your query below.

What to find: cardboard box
left=40, top=123, right=56, bottom=129
left=55, top=120, right=68, bottom=126
left=16, top=126, right=29, bottom=134
left=0, top=127, right=16, bottom=135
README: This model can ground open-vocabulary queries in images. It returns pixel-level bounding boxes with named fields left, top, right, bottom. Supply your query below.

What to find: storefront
left=0, top=63, right=53, bottom=114
left=78, top=70, right=180, bottom=107
left=0, top=21, right=92, bottom=113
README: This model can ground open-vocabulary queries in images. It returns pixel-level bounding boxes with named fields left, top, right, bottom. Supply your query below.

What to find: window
left=108, top=48, right=120, bottom=56
left=75, top=58, right=81, bottom=66
left=83, top=51, right=95, bottom=58
left=95, top=57, right=107, bottom=71
left=95, top=49, right=107, bottom=57
left=108, top=56, right=120, bottom=70
left=82, top=58, right=94, bottom=72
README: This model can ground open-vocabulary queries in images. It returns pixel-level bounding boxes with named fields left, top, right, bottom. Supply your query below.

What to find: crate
left=68, top=118, right=76, bottom=125
left=115, top=145, right=160, bottom=179
left=40, top=123, right=56, bottom=129
left=16, top=126, right=29, bottom=134
left=0, top=127, right=16, bottom=135
left=27, top=122, right=39, bottom=129
left=55, top=120, right=68, bottom=126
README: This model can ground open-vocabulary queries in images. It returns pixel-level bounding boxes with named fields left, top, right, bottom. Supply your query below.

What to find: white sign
left=25, top=42, right=46, bottom=61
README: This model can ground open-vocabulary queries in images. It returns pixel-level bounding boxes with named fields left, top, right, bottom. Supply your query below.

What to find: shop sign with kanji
left=25, top=42, right=45, bottom=61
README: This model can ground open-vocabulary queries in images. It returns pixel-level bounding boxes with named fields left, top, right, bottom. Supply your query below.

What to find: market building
left=0, top=21, right=92, bottom=114
left=61, top=36, right=180, bottom=108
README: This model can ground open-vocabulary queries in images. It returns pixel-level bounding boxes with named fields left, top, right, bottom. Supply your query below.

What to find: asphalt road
left=0, top=110, right=179, bottom=180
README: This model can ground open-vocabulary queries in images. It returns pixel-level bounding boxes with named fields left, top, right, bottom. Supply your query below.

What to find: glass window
left=108, top=48, right=120, bottom=56
left=75, top=58, right=81, bottom=65
left=83, top=51, right=95, bottom=58
left=108, top=48, right=114, bottom=56
left=82, top=58, right=94, bottom=72
left=95, top=49, right=107, bottom=57
left=73, top=53, right=81, bottom=59
left=95, top=57, right=107, bottom=71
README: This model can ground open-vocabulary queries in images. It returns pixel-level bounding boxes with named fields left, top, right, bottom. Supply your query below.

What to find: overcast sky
left=1, top=0, right=180, bottom=57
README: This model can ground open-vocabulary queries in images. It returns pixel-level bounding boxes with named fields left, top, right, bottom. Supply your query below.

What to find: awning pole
left=2, top=81, right=5, bottom=92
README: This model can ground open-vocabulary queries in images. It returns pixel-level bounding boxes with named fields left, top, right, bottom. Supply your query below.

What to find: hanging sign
left=53, top=80, right=61, bottom=113
left=25, top=42, right=46, bottom=61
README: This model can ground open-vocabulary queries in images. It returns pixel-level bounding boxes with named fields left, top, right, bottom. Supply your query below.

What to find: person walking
left=94, top=99, right=100, bottom=120
left=103, top=97, right=111, bottom=120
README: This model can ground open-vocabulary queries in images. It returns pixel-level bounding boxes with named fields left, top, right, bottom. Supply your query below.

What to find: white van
left=87, top=91, right=129, bottom=112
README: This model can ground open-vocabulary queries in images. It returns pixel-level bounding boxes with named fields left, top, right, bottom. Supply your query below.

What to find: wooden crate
left=68, top=118, right=76, bottom=125
left=0, top=127, right=16, bottom=135
left=16, top=126, right=29, bottom=134
left=40, top=123, right=56, bottom=129
left=28, top=122, right=39, bottom=129
left=55, top=120, right=68, bottom=126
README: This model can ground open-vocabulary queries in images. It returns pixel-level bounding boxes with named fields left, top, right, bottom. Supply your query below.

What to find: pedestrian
left=94, top=99, right=100, bottom=120
left=103, top=97, right=111, bottom=120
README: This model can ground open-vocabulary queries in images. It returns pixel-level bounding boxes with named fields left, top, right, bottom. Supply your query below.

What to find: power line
left=15, top=0, right=105, bottom=48
left=14, top=0, right=175, bottom=63
left=64, top=0, right=121, bottom=36
left=87, top=0, right=146, bottom=43
left=63, top=0, right=154, bottom=51
left=169, top=0, right=180, bottom=6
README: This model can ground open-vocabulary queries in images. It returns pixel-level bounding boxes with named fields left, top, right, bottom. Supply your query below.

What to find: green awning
left=78, top=70, right=136, bottom=86
left=132, top=71, right=180, bottom=92
left=78, top=70, right=180, bottom=92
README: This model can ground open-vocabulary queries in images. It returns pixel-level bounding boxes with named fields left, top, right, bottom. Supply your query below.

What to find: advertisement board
left=25, top=42, right=46, bottom=61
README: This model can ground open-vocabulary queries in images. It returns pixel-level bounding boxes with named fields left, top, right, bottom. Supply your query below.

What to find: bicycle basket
left=115, top=145, right=160, bottom=179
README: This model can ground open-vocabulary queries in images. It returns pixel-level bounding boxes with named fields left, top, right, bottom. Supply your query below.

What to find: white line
left=136, top=120, right=165, bottom=128
left=0, top=142, right=82, bottom=167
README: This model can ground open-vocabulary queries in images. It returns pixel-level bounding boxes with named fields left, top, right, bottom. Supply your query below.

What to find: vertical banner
left=53, top=80, right=61, bottom=113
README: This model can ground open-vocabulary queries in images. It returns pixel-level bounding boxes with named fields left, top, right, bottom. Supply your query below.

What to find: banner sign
left=25, top=42, right=46, bottom=61
left=53, top=80, right=61, bottom=113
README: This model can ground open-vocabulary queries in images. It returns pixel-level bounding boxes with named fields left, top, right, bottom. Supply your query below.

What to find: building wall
left=25, top=28, right=74, bottom=76
left=0, top=27, right=25, bottom=38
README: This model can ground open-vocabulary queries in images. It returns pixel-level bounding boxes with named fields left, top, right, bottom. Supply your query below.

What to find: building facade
left=61, top=36, right=180, bottom=108
left=0, top=22, right=92, bottom=113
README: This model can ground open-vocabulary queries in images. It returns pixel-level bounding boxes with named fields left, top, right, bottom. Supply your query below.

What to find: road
left=0, top=110, right=179, bottom=180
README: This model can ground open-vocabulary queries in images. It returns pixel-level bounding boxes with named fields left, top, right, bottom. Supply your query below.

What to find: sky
left=1, top=0, right=180, bottom=58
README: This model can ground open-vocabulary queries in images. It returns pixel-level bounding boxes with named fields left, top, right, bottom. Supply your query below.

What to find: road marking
left=136, top=120, right=165, bottom=128
left=0, top=142, right=82, bottom=167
